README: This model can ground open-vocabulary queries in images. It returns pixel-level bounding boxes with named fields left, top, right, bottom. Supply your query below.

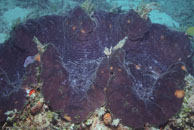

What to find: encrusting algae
left=186, top=27, right=194, bottom=37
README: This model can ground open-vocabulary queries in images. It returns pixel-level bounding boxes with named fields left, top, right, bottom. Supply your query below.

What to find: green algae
left=186, top=27, right=194, bottom=36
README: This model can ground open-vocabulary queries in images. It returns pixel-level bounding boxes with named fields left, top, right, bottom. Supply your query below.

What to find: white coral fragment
left=104, top=36, right=128, bottom=57
left=90, top=116, right=111, bottom=130
left=188, top=95, right=194, bottom=112
left=4, top=109, right=18, bottom=116
left=104, top=46, right=113, bottom=57
left=96, top=107, right=106, bottom=117
left=33, top=36, right=45, bottom=53
left=185, top=74, right=194, bottom=87
left=113, top=36, right=128, bottom=51
left=111, top=118, right=120, bottom=127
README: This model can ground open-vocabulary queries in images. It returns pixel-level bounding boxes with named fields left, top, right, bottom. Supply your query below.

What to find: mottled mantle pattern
left=0, top=6, right=193, bottom=128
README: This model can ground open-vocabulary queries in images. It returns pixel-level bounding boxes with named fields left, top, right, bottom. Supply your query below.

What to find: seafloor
left=0, top=0, right=194, bottom=130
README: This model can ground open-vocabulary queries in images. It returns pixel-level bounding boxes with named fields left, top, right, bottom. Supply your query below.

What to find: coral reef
left=0, top=6, right=193, bottom=129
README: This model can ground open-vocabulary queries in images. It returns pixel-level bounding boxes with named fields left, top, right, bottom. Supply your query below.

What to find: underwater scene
left=0, top=0, right=194, bottom=130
